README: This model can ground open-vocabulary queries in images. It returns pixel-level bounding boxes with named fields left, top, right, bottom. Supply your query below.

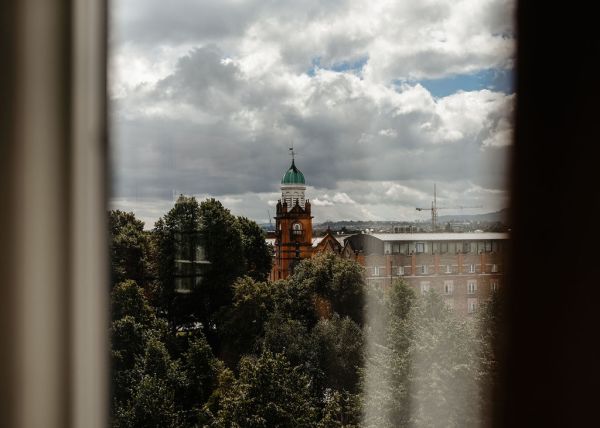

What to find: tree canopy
left=109, top=198, right=500, bottom=427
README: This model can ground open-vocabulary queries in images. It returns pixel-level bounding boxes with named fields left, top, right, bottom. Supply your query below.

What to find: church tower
left=273, top=152, right=313, bottom=279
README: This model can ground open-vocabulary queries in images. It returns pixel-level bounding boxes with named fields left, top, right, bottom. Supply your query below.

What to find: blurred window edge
left=2, top=0, right=600, bottom=427
left=0, top=1, right=108, bottom=427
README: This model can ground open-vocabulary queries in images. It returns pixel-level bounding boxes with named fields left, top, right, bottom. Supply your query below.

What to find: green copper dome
left=281, top=160, right=305, bottom=185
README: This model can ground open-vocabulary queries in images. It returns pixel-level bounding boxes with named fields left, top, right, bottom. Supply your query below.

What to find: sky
left=109, top=0, right=515, bottom=228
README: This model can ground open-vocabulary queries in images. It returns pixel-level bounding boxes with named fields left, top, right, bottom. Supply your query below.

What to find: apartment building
left=342, top=232, right=509, bottom=316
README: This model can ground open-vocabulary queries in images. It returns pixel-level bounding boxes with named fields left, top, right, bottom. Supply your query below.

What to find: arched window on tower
left=291, top=222, right=303, bottom=240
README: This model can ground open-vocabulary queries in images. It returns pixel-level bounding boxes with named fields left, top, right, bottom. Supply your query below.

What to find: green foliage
left=199, top=198, right=244, bottom=291
left=219, top=276, right=277, bottom=366
left=109, top=210, right=149, bottom=286
left=113, top=374, right=181, bottom=428
left=214, top=352, right=317, bottom=427
left=152, top=195, right=203, bottom=327
left=110, top=275, right=219, bottom=428
left=291, top=252, right=366, bottom=325
left=261, top=312, right=313, bottom=368
left=312, top=315, right=364, bottom=394
left=363, top=280, right=487, bottom=428
left=318, top=389, right=362, bottom=428
left=182, top=336, right=220, bottom=406
left=238, top=216, right=272, bottom=281
left=111, top=280, right=155, bottom=325
left=109, top=197, right=499, bottom=427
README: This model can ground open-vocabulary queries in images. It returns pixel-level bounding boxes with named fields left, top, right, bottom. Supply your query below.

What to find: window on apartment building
left=463, top=242, right=470, bottom=253
left=421, top=264, right=427, bottom=274
left=445, top=299, right=454, bottom=310
left=467, top=298, right=478, bottom=314
left=373, top=266, right=380, bottom=276
left=469, top=264, right=475, bottom=273
left=492, top=264, right=498, bottom=273
left=467, top=280, right=477, bottom=294
left=446, top=264, right=452, bottom=274
left=485, top=241, right=492, bottom=252
left=444, top=280, right=454, bottom=295
left=440, top=242, right=448, bottom=253
left=392, top=243, right=399, bottom=253
left=384, top=242, right=392, bottom=254
left=449, top=242, right=457, bottom=253
left=400, top=243, right=409, bottom=255
left=420, top=282, right=430, bottom=295
left=491, top=280, right=498, bottom=292
left=397, top=265, right=404, bottom=276
left=416, top=242, right=425, bottom=253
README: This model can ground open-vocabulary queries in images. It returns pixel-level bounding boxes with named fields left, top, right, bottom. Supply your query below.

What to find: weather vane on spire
left=289, top=142, right=296, bottom=162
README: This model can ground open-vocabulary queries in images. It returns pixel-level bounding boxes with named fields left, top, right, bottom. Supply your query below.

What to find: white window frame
left=467, top=280, right=477, bottom=294
left=468, top=298, right=478, bottom=314
left=420, top=281, right=431, bottom=295
left=446, top=264, right=452, bottom=274
left=373, top=266, right=380, bottom=276
left=421, top=264, right=428, bottom=274
left=491, top=280, right=498, bottom=292
left=397, top=265, right=404, bottom=276
left=469, top=263, right=475, bottom=273
left=444, top=280, right=454, bottom=295
left=492, top=263, right=498, bottom=273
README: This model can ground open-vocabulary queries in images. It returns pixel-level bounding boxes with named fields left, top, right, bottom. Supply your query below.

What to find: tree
left=214, top=352, right=317, bottom=427
left=111, top=279, right=155, bottom=325
left=198, top=198, right=245, bottom=345
left=362, top=280, right=415, bottom=428
left=109, top=210, right=149, bottom=286
left=181, top=335, right=220, bottom=412
left=407, top=291, right=481, bottom=427
left=238, top=216, right=272, bottom=281
left=318, top=389, right=361, bottom=428
left=152, top=195, right=203, bottom=328
left=291, top=252, right=365, bottom=326
left=219, top=276, right=277, bottom=367
left=312, top=315, right=364, bottom=394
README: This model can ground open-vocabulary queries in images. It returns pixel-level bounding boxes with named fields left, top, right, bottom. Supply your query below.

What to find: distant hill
left=437, top=208, right=510, bottom=223
left=259, top=208, right=510, bottom=232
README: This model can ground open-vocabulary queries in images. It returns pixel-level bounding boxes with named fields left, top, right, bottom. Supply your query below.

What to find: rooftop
left=365, top=232, right=509, bottom=241
left=281, top=159, right=305, bottom=185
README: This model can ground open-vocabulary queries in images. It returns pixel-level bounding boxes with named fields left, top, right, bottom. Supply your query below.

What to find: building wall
left=356, top=248, right=506, bottom=317
left=271, top=201, right=313, bottom=280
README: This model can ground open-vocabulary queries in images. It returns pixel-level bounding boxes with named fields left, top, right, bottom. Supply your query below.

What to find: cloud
left=110, top=0, right=515, bottom=226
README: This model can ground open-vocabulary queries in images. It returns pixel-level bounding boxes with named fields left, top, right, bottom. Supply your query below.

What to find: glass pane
left=109, top=0, right=514, bottom=426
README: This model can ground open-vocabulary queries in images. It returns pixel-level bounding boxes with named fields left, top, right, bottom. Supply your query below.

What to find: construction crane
left=415, top=184, right=482, bottom=231
left=267, top=209, right=273, bottom=230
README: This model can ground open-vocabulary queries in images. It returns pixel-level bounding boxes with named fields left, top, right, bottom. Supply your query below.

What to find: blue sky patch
left=412, top=68, right=514, bottom=98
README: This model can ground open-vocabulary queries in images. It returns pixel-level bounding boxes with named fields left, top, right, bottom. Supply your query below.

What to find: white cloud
left=312, top=198, right=334, bottom=206
left=109, top=0, right=515, bottom=226
left=332, top=192, right=357, bottom=204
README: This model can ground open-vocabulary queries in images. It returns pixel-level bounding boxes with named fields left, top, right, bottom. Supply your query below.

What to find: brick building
left=342, top=232, right=509, bottom=316
left=268, top=157, right=508, bottom=316
left=271, top=157, right=314, bottom=280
